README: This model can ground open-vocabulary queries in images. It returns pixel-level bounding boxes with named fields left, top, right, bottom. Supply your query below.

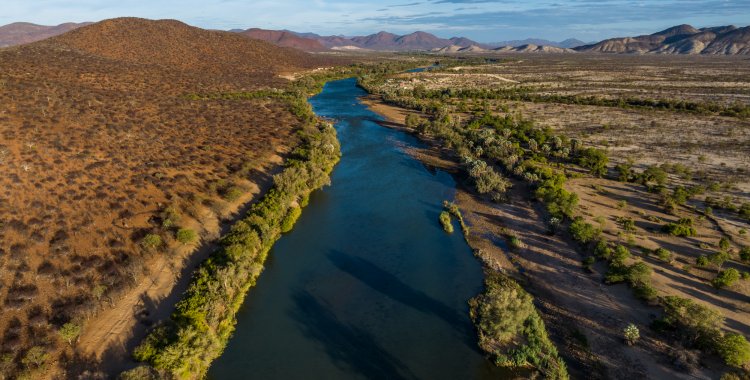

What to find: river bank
left=360, top=94, right=703, bottom=379
left=207, top=77, right=507, bottom=379
left=76, top=152, right=287, bottom=373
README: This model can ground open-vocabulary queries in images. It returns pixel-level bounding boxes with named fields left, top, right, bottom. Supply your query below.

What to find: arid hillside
left=0, top=17, right=336, bottom=379
left=576, top=24, right=750, bottom=55
left=43, top=18, right=316, bottom=78
left=0, top=22, right=91, bottom=47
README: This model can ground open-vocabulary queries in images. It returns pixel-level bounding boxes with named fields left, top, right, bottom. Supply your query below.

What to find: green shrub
left=569, top=217, right=600, bottom=244
left=696, top=255, right=709, bottom=267
left=662, top=218, right=696, bottom=237
left=223, top=186, right=244, bottom=202
left=623, top=323, right=640, bottom=345
left=58, top=323, right=81, bottom=346
left=709, top=250, right=731, bottom=269
left=161, top=206, right=181, bottom=229
left=119, top=366, right=161, bottom=380
left=280, top=206, right=302, bottom=233
left=576, top=147, right=608, bottom=177
left=508, top=235, right=525, bottom=250
left=594, top=240, right=612, bottom=260
left=141, top=234, right=162, bottom=250
left=719, top=237, right=731, bottom=251
left=617, top=216, right=636, bottom=232
left=21, top=346, right=47, bottom=369
left=654, top=247, right=673, bottom=263
left=716, top=333, right=750, bottom=368
left=612, top=245, right=631, bottom=265
left=741, top=247, right=750, bottom=262
left=469, top=273, right=568, bottom=379
left=582, top=256, right=595, bottom=272
left=659, top=296, right=723, bottom=348
left=712, top=268, right=740, bottom=289
left=640, top=166, right=667, bottom=187
left=615, top=163, right=634, bottom=182
left=176, top=229, right=198, bottom=245
left=439, top=211, right=453, bottom=233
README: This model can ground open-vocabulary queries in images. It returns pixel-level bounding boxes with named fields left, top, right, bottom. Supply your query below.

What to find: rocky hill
left=576, top=24, right=750, bottom=55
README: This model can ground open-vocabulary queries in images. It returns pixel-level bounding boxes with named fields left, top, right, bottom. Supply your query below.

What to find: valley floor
left=362, top=94, right=727, bottom=379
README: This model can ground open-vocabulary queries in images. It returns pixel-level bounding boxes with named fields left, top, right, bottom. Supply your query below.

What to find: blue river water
left=208, top=78, right=504, bottom=379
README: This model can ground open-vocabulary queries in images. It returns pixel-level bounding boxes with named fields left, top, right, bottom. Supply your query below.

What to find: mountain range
left=1, top=21, right=749, bottom=55
left=487, top=38, right=588, bottom=49
left=0, top=22, right=91, bottom=47
left=575, top=24, right=750, bottom=55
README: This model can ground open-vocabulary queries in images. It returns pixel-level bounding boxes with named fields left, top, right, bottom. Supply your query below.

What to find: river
left=208, top=77, right=504, bottom=379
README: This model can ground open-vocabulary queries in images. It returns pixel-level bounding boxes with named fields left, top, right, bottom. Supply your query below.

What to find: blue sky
left=3, top=0, right=749, bottom=42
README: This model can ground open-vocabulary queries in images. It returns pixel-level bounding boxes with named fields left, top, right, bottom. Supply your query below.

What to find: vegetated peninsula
left=0, top=17, right=340, bottom=379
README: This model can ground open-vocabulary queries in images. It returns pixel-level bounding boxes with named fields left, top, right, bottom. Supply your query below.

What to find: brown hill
left=0, top=21, right=91, bottom=47
left=0, top=17, right=340, bottom=379
left=239, top=28, right=326, bottom=51
left=576, top=24, right=750, bottom=55
left=43, top=17, right=316, bottom=75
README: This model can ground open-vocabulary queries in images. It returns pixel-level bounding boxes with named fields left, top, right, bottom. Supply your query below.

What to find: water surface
left=209, top=78, right=503, bottom=379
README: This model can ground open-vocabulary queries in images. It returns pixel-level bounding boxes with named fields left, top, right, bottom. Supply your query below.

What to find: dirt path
left=361, top=95, right=721, bottom=380
left=76, top=157, right=286, bottom=375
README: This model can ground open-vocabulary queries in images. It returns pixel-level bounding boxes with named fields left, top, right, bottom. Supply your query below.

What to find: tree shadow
left=326, top=250, right=476, bottom=344
left=289, top=290, right=418, bottom=380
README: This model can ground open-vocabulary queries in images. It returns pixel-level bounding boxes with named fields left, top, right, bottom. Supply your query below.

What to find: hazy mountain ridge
left=488, top=38, right=588, bottom=48
left=0, top=22, right=91, bottom=47
left=239, top=28, right=326, bottom=51
left=575, top=24, right=750, bottom=55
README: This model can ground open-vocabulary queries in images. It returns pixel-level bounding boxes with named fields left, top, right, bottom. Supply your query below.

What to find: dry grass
left=0, top=18, right=342, bottom=379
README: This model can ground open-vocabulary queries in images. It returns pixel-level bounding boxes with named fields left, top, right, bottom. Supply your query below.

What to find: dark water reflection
left=208, top=78, right=507, bottom=379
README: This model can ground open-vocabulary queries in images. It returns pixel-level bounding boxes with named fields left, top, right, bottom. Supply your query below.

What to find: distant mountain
left=575, top=24, right=750, bottom=55
left=0, top=22, right=91, bottom=47
left=496, top=44, right=575, bottom=53
left=238, top=28, right=326, bottom=51
left=266, top=30, right=483, bottom=51
left=227, top=28, right=590, bottom=52
left=487, top=38, right=588, bottom=49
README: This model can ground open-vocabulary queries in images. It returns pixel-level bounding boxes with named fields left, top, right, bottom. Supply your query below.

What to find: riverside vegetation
left=121, top=61, right=447, bottom=379
left=359, top=58, right=750, bottom=378
left=123, top=76, right=342, bottom=379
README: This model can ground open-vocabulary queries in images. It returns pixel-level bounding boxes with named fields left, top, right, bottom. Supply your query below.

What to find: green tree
left=641, top=166, right=667, bottom=187
left=712, top=268, right=740, bottom=289
left=717, top=333, right=750, bottom=367
left=58, top=322, right=81, bottom=346
left=569, top=218, right=601, bottom=244
left=577, top=148, right=609, bottom=177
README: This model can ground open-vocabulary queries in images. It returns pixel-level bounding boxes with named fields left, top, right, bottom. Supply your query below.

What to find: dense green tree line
left=123, top=76, right=342, bottom=379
